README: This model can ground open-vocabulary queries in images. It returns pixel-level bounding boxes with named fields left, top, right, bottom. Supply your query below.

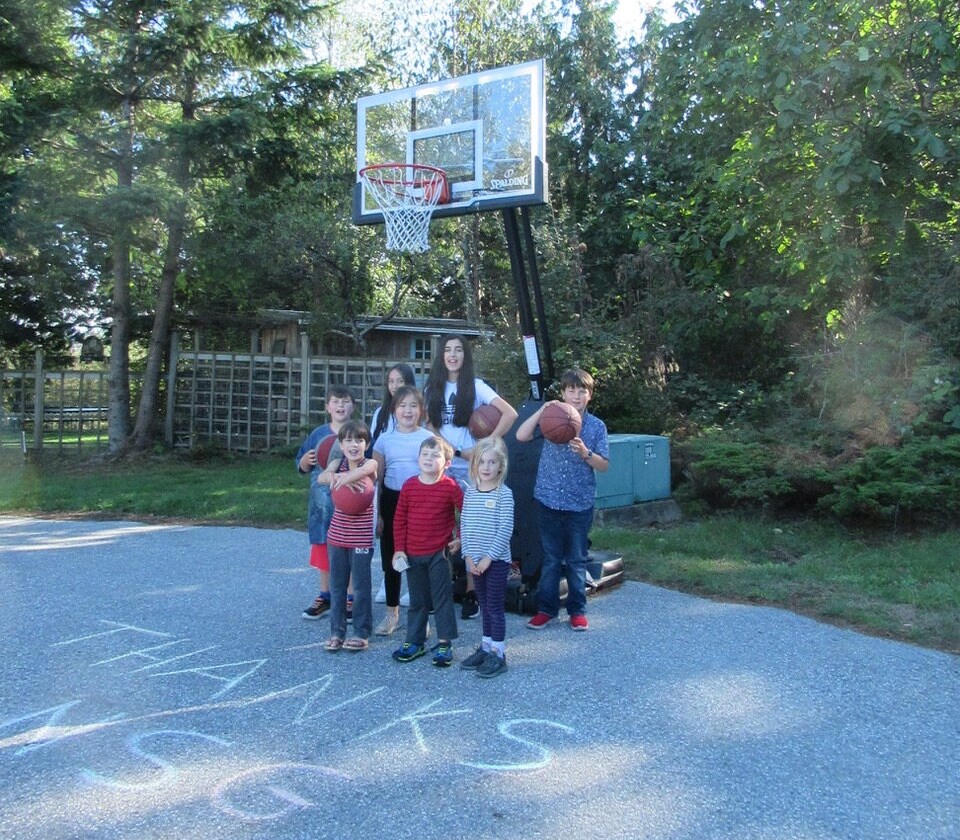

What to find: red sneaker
left=526, top=612, right=554, bottom=630
left=570, top=614, right=589, bottom=631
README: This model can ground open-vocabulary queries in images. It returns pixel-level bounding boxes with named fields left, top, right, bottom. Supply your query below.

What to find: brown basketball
left=315, top=434, right=338, bottom=468
left=468, top=403, right=502, bottom=439
left=331, top=476, right=375, bottom=516
left=539, top=401, right=582, bottom=444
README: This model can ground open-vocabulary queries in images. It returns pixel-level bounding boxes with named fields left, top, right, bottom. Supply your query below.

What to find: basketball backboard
left=354, top=60, right=547, bottom=225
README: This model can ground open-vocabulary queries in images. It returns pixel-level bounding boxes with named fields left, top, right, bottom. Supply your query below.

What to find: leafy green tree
left=24, top=0, right=341, bottom=451
left=630, top=0, right=959, bottom=390
left=0, top=0, right=94, bottom=365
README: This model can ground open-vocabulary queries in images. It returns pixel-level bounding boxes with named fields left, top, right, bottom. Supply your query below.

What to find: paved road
left=1, top=515, right=957, bottom=839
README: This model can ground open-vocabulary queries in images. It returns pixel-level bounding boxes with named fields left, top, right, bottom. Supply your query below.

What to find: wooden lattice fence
left=2, top=346, right=430, bottom=454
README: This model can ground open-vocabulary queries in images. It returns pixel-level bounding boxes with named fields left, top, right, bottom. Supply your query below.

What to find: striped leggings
left=474, top=560, right=510, bottom=642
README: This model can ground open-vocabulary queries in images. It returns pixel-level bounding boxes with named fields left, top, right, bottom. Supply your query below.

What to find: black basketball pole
left=521, top=206, right=555, bottom=385
left=502, top=207, right=544, bottom=400
left=502, top=206, right=551, bottom=579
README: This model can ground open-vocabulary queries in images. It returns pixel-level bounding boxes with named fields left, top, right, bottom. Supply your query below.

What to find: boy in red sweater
left=391, top=435, right=464, bottom=667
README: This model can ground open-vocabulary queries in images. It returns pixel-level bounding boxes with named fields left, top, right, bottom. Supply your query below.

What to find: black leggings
left=379, top=486, right=403, bottom=608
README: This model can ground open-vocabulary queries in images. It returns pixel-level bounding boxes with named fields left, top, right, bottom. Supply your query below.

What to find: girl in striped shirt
left=458, top=436, right=515, bottom=678
left=322, top=421, right=378, bottom=652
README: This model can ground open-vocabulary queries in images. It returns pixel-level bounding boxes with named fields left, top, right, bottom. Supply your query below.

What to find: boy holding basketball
left=321, top=420, right=378, bottom=651
left=295, top=385, right=355, bottom=619
left=515, top=368, right=609, bottom=632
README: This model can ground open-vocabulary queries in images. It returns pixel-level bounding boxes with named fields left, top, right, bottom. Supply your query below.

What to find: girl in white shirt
left=371, top=385, right=433, bottom=635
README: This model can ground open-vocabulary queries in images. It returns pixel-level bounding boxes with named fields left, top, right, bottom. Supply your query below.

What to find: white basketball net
left=359, top=164, right=448, bottom=253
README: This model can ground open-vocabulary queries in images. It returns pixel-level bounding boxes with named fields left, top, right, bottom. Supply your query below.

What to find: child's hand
left=468, top=556, right=492, bottom=575
left=568, top=436, right=588, bottom=459
left=300, top=450, right=317, bottom=471
left=447, top=536, right=461, bottom=556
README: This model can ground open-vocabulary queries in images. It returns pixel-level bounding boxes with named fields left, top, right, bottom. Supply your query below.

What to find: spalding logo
left=490, top=169, right=530, bottom=190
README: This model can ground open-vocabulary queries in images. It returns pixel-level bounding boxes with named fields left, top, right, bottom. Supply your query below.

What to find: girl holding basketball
left=459, top=436, right=515, bottom=678
left=372, top=385, right=434, bottom=635
left=424, top=334, right=518, bottom=619
left=424, top=334, right=518, bottom=484
left=515, top=368, right=609, bottom=633
left=321, top=420, right=378, bottom=652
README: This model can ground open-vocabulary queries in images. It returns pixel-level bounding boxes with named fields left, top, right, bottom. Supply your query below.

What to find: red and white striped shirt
left=327, top=458, right=375, bottom=549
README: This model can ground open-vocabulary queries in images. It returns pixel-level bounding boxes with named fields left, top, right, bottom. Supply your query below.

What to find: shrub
left=818, top=435, right=960, bottom=526
left=676, top=437, right=830, bottom=511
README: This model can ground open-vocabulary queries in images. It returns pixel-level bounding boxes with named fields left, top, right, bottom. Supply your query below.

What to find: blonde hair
left=469, top=436, right=509, bottom=488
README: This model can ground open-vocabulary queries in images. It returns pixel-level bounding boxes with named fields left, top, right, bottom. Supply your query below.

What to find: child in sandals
left=322, top=421, right=378, bottom=652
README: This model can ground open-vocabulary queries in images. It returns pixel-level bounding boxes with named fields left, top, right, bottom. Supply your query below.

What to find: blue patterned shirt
left=533, top=411, right=609, bottom=512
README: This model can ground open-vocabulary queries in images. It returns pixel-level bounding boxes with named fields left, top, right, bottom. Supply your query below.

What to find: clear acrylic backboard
left=354, top=59, right=547, bottom=225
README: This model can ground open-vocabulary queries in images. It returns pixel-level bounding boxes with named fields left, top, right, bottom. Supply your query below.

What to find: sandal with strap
left=343, top=637, right=369, bottom=651
left=324, top=637, right=344, bottom=652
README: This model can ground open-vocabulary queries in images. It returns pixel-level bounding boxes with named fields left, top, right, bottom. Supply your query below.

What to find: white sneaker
left=399, top=590, right=410, bottom=607
left=375, top=582, right=387, bottom=604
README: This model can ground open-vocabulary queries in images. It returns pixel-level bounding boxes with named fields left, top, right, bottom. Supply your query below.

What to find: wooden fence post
left=165, top=330, right=179, bottom=446
left=299, top=332, right=310, bottom=427
left=33, top=350, right=43, bottom=450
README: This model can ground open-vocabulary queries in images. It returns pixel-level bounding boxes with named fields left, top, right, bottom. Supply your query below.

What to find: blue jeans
left=307, top=482, right=333, bottom=545
left=536, top=502, right=594, bottom=618
left=328, top=545, right=373, bottom=639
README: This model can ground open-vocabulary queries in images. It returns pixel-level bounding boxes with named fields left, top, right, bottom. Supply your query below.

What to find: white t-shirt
left=437, top=378, right=500, bottom=482
left=373, top=426, right=434, bottom=491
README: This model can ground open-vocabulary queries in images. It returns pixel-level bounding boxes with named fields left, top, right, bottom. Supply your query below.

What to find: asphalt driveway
left=1, top=515, right=957, bottom=839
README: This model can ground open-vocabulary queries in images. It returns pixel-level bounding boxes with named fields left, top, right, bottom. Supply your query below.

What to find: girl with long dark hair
left=424, top=334, right=518, bottom=619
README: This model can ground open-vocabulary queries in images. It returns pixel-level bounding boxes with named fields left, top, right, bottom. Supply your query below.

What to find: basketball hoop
left=359, top=163, right=450, bottom=253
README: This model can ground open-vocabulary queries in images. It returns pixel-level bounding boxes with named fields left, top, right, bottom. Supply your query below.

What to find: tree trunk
left=127, top=80, right=195, bottom=451
left=107, top=95, right=134, bottom=453
left=127, top=201, right=183, bottom=450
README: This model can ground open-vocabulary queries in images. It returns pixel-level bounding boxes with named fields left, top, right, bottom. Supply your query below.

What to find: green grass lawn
left=591, top=518, right=960, bottom=654
left=3, top=449, right=958, bottom=654
left=0, top=449, right=305, bottom=527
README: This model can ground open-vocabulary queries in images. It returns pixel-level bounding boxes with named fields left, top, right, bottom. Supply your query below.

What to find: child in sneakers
left=515, top=368, right=609, bottom=632
left=295, top=386, right=355, bottom=619
left=372, top=385, right=433, bottom=636
left=391, top=435, right=464, bottom=667
left=322, top=421, right=378, bottom=652
left=459, top=437, right=514, bottom=678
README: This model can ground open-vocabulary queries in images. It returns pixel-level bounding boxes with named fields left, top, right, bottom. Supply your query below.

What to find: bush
left=818, top=435, right=960, bottom=526
left=675, top=437, right=831, bottom=511
left=675, top=430, right=960, bottom=527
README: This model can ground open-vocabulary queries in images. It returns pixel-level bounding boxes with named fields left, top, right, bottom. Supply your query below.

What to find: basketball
left=468, top=403, right=502, bottom=439
left=315, top=434, right=337, bottom=468
left=539, top=401, right=582, bottom=444
left=331, top=476, right=375, bottom=516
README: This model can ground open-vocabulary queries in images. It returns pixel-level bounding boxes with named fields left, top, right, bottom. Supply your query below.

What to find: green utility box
left=594, top=434, right=671, bottom=509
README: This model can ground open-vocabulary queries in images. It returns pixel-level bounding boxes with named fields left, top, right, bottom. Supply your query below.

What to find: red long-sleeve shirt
left=393, top=474, right=463, bottom=556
